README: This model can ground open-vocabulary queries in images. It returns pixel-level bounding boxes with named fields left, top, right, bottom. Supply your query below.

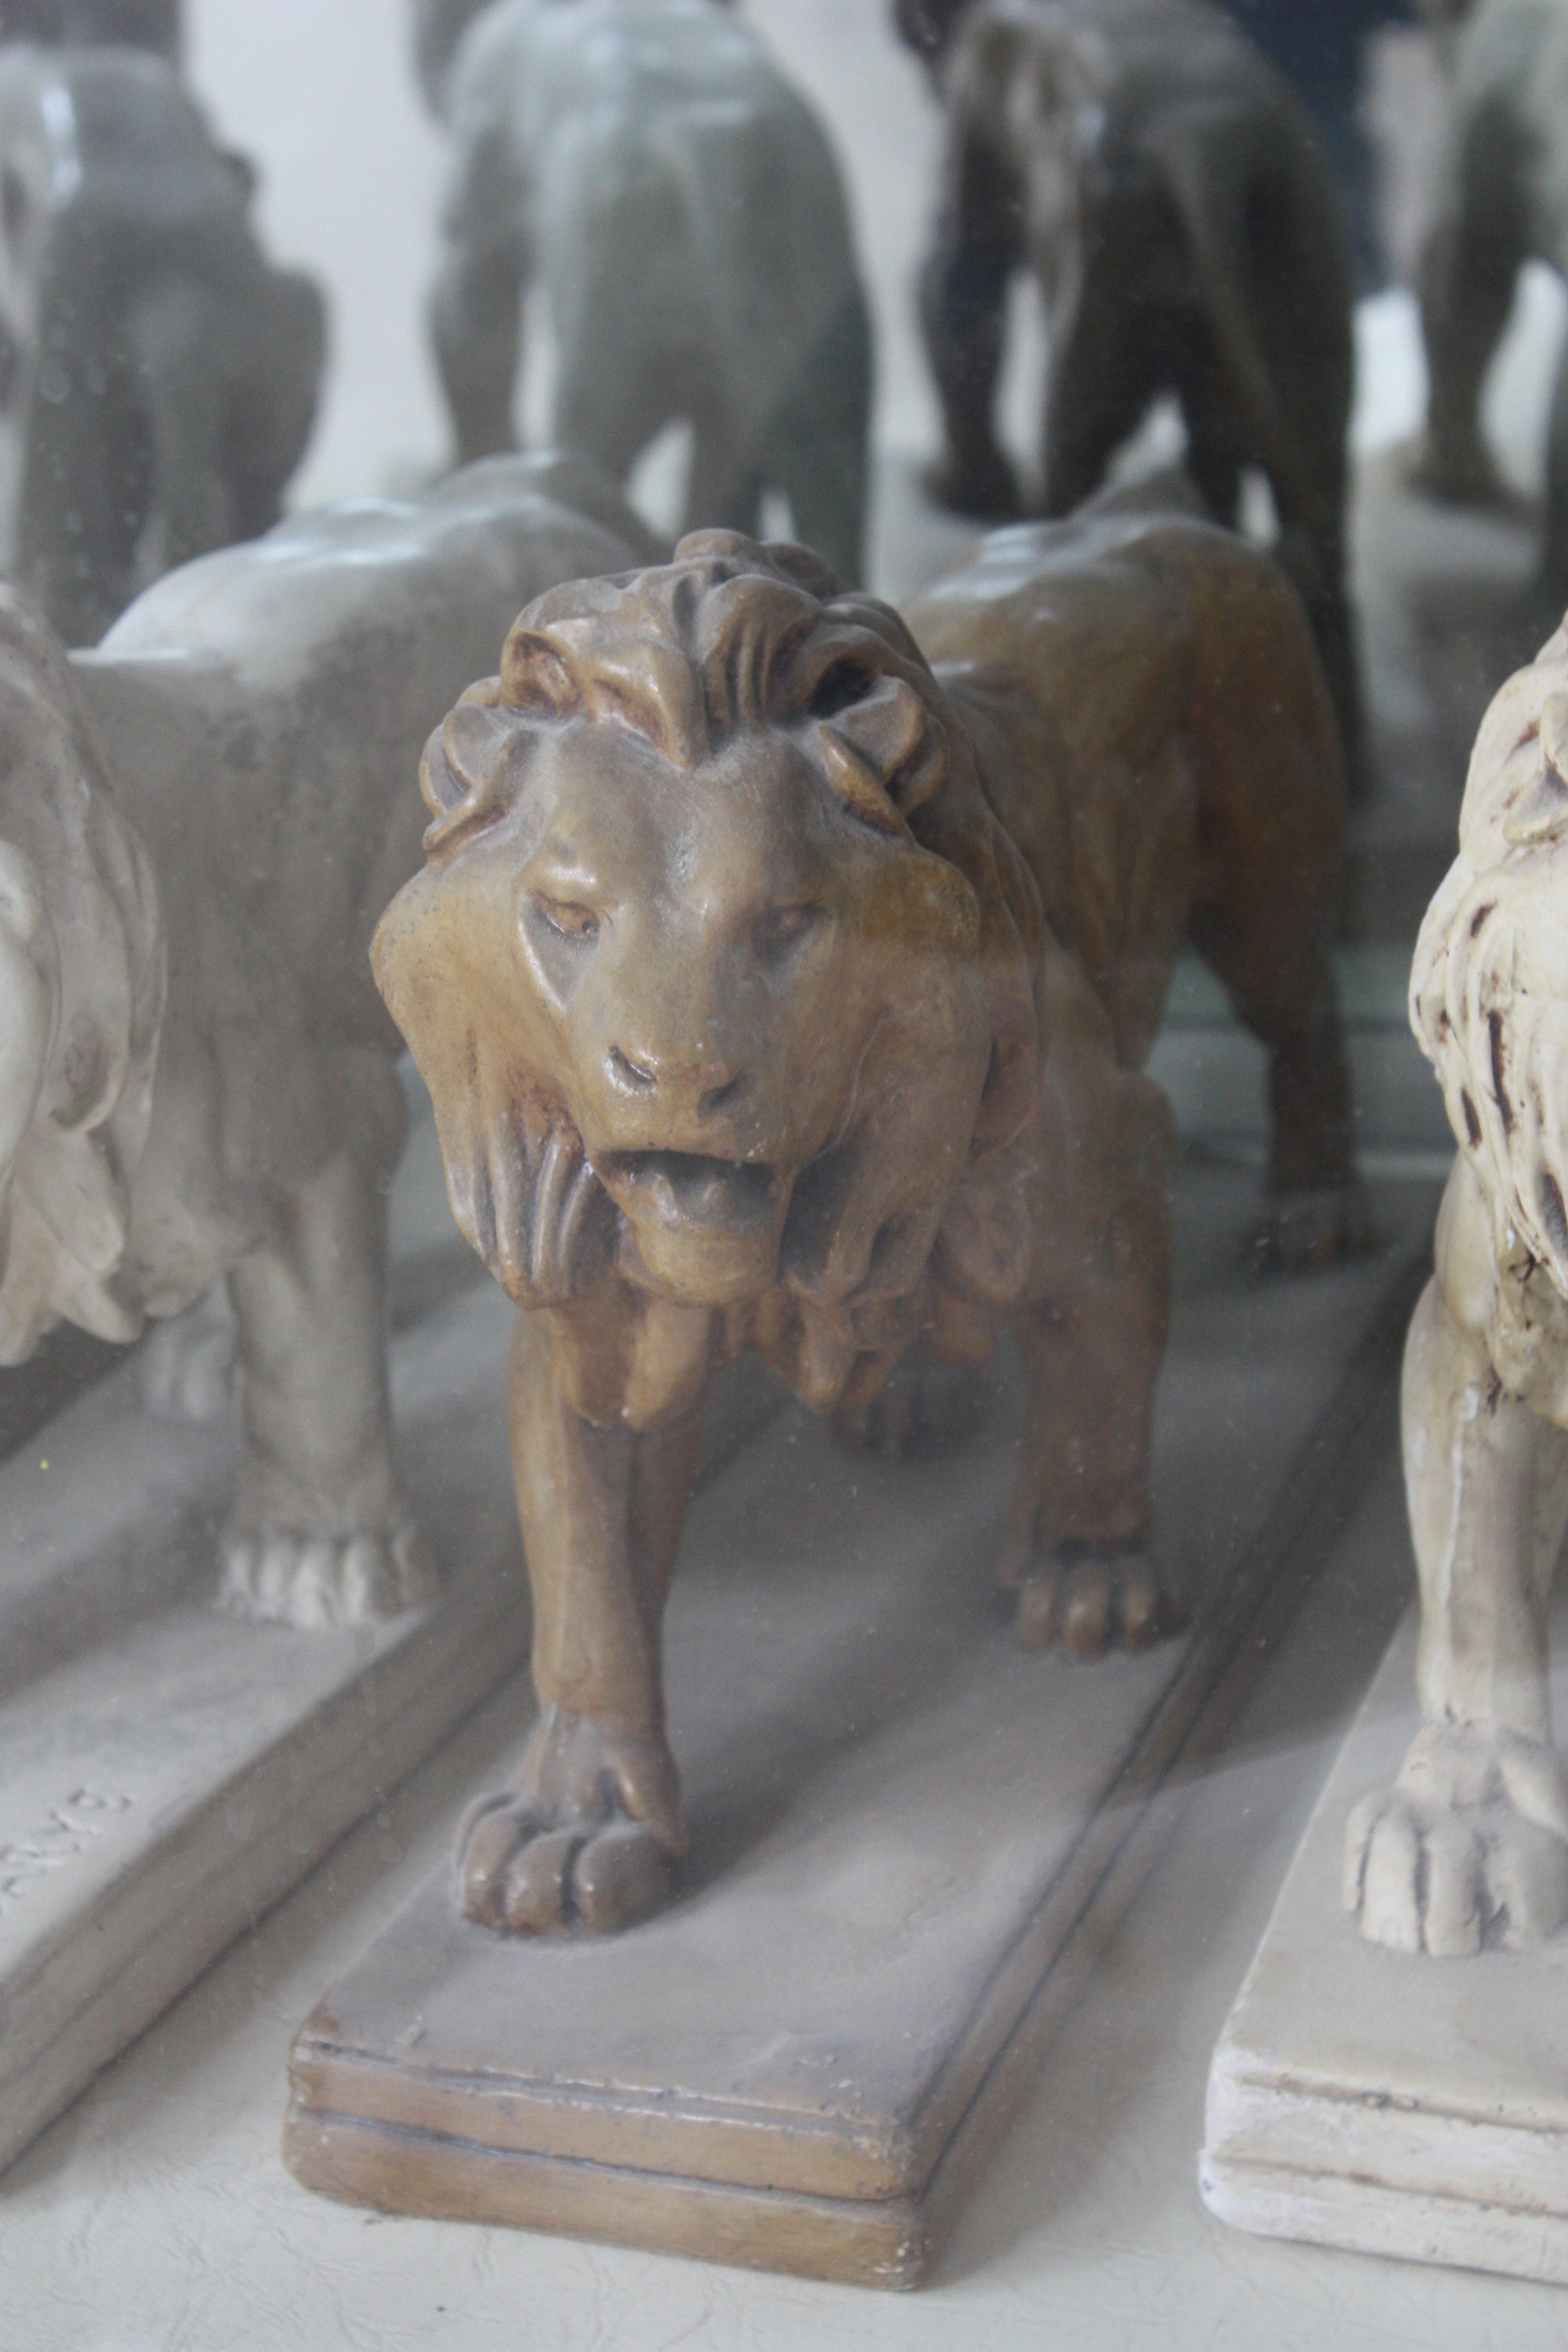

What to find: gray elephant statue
left=0, top=42, right=324, bottom=645
left=429, top=0, right=871, bottom=583
left=0, top=0, right=178, bottom=53
left=913, top=0, right=1364, bottom=785
left=1417, top=0, right=1568, bottom=601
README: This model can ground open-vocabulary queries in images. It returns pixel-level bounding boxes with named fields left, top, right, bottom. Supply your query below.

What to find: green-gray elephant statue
left=426, top=0, right=870, bottom=584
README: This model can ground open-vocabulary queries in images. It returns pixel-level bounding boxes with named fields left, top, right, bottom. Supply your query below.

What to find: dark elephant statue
left=913, top=0, right=1364, bottom=785
left=1417, top=0, right=1568, bottom=600
left=428, top=0, right=870, bottom=583
left=0, top=0, right=179, bottom=56
left=0, top=42, right=324, bottom=644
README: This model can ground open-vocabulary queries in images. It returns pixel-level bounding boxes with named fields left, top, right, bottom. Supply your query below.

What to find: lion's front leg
left=1000, top=1002, right=1183, bottom=1658
left=457, top=1302, right=702, bottom=1937
left=1345, top=1274, right=1568, bottom=1955
left=220, top=1069, right=433, bottom=1630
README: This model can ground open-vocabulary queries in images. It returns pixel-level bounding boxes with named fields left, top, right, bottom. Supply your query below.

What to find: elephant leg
left=760, top=281, right=873, bottom=584
left=219, top=1054, right=434, bottom=1629
left=1417, top=96, right=1527, bottom=509
left=13, top=296, right=146, bottom=644
left=430, top=228, right=528, bottom=465
left=224, top=265, right=327, bottom=542
left=1174, top=327, right=1244, bottom=529
left=1346, top=1254, right=1568, bottom=1955
left=918, top=122, right=1023, bottom=520
left=1040, top=264, right=1167, bottom=520
left=126, top=275, right=238, bottom=583
left=455, top=1302, right=702, bottom=1936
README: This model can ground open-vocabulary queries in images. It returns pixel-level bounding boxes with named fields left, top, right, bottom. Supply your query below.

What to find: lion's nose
left=605, top=1042, right=747, bottom=1118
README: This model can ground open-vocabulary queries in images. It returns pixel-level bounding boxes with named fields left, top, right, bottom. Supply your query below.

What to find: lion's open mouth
left=600, top=1150, right=784, bottom=1236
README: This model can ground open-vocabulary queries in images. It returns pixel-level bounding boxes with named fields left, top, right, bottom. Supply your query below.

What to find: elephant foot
left=922, top=446, right=1023, bottom=522
left=1406, top=429, right=1512, bottom=512
left=217, top=1500, right=436, bottom=1628
left=1345, top=1722, right=1568, bottom=1955
left=1248, top=1182, right=1378, bottom=1279
left=1011, top=1544, right=1185, bottom=1658
left=456, top=1706, right=684, bottom=1936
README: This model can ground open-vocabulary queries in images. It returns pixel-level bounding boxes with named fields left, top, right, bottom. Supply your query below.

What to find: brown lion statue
left=372, top=486, right=1368, bottom=1936
left=1347, top=620, right=1568, bottom=1955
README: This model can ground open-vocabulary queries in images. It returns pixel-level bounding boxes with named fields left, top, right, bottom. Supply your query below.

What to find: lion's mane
left=388, top=531, right=1047, bottom=1395
left=1413, top=621, right=1568, bottom=1306
left=0, top=590, right=164, bottom=1359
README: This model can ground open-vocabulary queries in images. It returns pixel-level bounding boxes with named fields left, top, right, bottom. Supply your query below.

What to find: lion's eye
left=533, top=895, right=600, bottom=942
left=810, top=659, right=874, bottom=719
left=753, top=902, right=822, bottom=960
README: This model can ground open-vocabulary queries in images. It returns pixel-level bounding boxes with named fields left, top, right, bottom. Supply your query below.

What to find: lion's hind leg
left=1346, top=1260, right=1568, bottom=1955
left=1183, top=564, right=1374, bottom=1275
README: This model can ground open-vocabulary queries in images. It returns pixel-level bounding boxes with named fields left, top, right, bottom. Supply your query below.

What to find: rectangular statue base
left=284, top=1168, right=1435, bottom=2288
left=1203, top=1601, right=1568, bottom=2286
left=0, top=1273, right=779, bottom=2183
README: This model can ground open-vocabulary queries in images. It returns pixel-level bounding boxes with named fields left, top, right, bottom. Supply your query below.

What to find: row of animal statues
left=0, top=0, right=1561, bottom=784
left=0, top=0, right=1559, bottom=1964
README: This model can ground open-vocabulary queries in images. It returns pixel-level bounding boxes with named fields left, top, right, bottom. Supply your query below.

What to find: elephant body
left=1419, top=0, right=1568, bottom=602
left=431, top=0, right=871, bottom=583
left=919, top=0, right=1363, bottom=779
left=0, top=42, right=324, bottom=644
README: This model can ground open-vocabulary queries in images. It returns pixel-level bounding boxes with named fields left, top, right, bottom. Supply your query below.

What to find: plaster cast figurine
left=1346, top=627, right=1568, bottom=1956
left=429, top=0, right=871, bottom=583
left=1416, top=0, right=1568, bottom=604
left=911, top=0, right=1364, bottom=783
left=0, top=43, right=322, bottom=645
left=0, top=452, right=651, bottom=1628
left=372, top=488, right=1367, bottom=1938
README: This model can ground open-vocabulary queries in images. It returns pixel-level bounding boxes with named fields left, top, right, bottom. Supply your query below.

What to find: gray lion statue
left=0, top=42, right=324, bottom=644
left=426, top=0, right=872, bottom=584
left=909, top=0, right=1364, bottom=786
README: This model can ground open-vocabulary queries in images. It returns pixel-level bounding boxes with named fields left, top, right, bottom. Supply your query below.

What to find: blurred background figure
left=0, top=41, right=324, bottom=644
left=426, top=0, right=871, bottom=580
left=908, top=0, right=1364, bottom=781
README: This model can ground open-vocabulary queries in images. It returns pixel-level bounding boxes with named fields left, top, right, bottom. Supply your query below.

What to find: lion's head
left=372, top=532, right=1044, bottom=1403
left=0, top=589, right=163, bottom=1361
left=1413, top=619, right=1568, bottom=1299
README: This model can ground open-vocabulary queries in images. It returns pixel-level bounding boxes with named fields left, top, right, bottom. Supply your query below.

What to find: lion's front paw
left=456, top=1708, right=684, bottom=1936
left=1249, top=1184, right=1377, bottom=1278
left=1344, top=1725, right=1568, bottom=1955
left=1013, top=1546, right=1185, bottom=1658
left=217, top=1509, right=436, bottom=1629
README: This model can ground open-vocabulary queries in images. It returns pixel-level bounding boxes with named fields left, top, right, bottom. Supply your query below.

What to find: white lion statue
left=1347, top=618, right=1568, bottom=1954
